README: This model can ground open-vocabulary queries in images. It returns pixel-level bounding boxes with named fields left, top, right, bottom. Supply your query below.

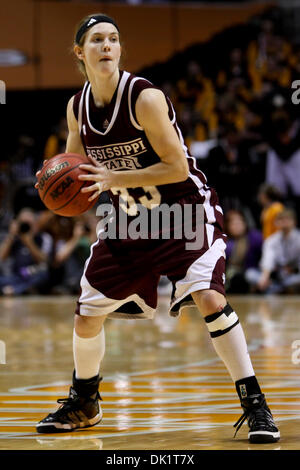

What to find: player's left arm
left=78, top=89, right=189, bottom=193
left=133, top=88, right=189, bottom=184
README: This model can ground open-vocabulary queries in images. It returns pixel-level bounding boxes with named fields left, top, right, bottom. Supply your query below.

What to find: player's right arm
left=35, top=96, right=85, bottom=188
left=65, top=96, right=86, bottom=155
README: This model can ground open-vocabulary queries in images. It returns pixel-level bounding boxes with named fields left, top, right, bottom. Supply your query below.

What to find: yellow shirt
left=261, top=202, right=284, bottom=239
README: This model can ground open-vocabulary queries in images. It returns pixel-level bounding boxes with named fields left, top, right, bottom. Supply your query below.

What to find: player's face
left=78, top=23, right=121, bottom=77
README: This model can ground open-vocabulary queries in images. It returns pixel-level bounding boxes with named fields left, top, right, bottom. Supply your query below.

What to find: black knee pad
left=204, top=303, right=239, bottom=338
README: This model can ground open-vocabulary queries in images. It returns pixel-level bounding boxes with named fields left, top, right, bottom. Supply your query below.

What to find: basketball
left=37, top=153, right=97, bottom=217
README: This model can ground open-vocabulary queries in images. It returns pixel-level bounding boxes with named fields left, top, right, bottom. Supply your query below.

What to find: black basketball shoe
left=36, top=372, right=103, bottom=433
left=234, top=393, right=280, bottom=443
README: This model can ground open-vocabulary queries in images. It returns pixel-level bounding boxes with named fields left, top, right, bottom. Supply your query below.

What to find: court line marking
left=7, top=340, right=263, bottom=395
left=3, top=396, right=300, bottom=405
left=1, top=406, right=299, bottom=415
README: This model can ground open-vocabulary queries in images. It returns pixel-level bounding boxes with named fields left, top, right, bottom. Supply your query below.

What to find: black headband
left=75, top=15, right=119, bottom=45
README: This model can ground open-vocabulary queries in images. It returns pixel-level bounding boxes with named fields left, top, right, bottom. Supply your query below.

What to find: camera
left=19, top=222, right=31, bottom=234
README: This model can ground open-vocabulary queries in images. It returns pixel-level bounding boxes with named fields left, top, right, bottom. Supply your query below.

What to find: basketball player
left=36, top=14, right=279, bottom=443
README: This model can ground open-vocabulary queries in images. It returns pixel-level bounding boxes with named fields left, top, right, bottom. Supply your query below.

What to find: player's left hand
left=78, top=156, right=115, bottom=201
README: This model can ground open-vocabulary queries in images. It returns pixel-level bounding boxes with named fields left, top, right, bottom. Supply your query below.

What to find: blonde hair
left=72, top=13, right=122, bottom=81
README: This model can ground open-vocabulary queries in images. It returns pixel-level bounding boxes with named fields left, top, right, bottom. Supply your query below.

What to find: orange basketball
left=37, top=153, right=97, bottom=217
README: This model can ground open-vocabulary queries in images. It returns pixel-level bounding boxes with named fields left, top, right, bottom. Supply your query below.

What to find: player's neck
left=89, top=69, right=120, bottom=108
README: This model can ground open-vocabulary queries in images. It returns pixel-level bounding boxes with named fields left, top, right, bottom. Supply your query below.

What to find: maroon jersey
left=73, top=70, right=223, bottom=229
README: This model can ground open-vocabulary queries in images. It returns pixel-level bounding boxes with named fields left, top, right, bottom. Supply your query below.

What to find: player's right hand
left=35, top=160, right=48, bottom=189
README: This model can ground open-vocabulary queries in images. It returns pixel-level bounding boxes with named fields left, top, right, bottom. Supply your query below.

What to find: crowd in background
left=1, top=8, right=300, bottom=297
left=160, top=12, right=300, bottom=222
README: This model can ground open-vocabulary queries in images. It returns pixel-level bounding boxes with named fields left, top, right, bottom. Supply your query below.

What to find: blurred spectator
left=36, top=212, right=77, bottom=292
left=265, top=110, right=300, bottom=218
left=258, top=183, right=284, bottom=239
left=176, top=61, right=217, bottom=144
left=0, top=160, right=12, bottom=235
left=290, top=44, right=300, bottom=81
left=54, top=213, right=98, bottom=294
left=216, top=48, right=251, bottom=94
left=247, top=18, right=292, bottom=96
left=8, top=135, right=43, bottom=214
left=247, top=209, right=300, bottom=294
left=224, top=210, right=262, bottom=293
left=44, top=117, right=68, bottom=159
left=0, top=208, right=53, bottom=295
left=37, top=211, right=98, bottom=294
left=9, top=135, right=37, bottom=182
left=203, top=124, right=253, bottom=214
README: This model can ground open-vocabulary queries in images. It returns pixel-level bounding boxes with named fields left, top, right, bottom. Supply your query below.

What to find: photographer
left=0, top=208, right=53, bottom=295
left=52, top=214, right=97, bottom=294
left=246, top=209, right=300, bottom=294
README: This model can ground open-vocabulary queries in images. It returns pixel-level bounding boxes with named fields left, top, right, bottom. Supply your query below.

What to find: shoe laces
left=233, top=401, right=273, bottom=437
left=52, top=390, right=102, bottom=417
left=233, top=412, right=247, bottom=437
left=55, top=396, right=81, bottom=415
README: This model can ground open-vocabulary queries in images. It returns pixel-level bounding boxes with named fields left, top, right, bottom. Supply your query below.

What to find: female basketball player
left=36, top=14, right=279, bottom=443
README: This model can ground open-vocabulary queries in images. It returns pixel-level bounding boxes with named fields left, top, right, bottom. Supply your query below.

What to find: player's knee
left=74, top=314, right=106, bottom=338
left=192, top=289, right=226, bottom=316
left=204, top=303, right=239, bottom=338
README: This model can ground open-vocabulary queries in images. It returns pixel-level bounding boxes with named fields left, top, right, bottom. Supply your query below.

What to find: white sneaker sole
left=249, top=430, right=280, bottom=443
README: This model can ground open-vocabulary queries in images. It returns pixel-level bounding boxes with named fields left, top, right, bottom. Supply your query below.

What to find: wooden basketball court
left=0, top=294, right=300, bottom=450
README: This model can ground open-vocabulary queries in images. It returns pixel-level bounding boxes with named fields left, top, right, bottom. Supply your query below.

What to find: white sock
left=73, top=327, right=105, bottom=380
left=210, top=322, right=255, bottom=382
